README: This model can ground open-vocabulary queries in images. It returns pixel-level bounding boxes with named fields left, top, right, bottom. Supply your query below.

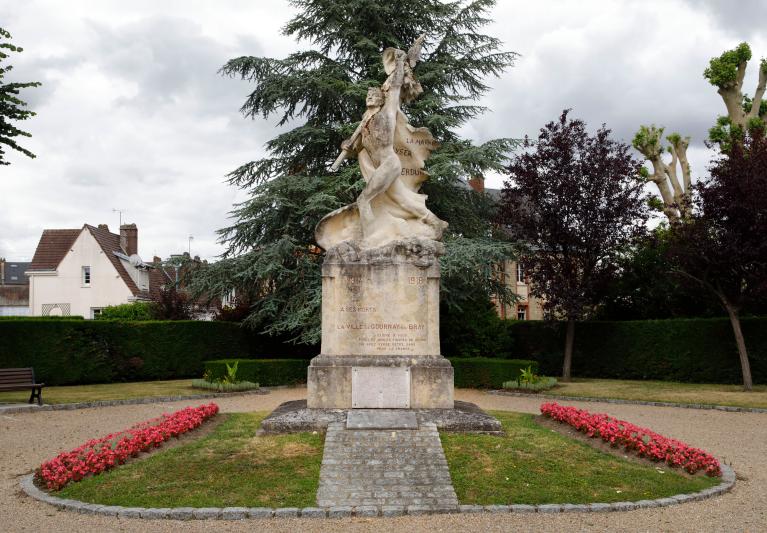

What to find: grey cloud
left=685, top=0, right=767, bottom=40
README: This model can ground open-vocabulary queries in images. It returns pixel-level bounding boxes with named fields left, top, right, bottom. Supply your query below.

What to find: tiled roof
left=83, top=224, right=143, bottom=297
left=28, top=229, right=81, bottom=270
left=29, top=224, right=167, bottom=301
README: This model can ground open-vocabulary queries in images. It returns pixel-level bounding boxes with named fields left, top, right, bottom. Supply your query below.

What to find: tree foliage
left=704, top=42, right=766, bottom=149
left=500, top=110, right=648, bottom=378
left=193, top=0, right=521, bottom=344
left=667, top=127, right=767, bottom=390
left=0, top=27, right=41, bottom=165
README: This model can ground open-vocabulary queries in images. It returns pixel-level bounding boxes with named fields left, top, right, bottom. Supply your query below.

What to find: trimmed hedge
left=449, top=358, right=538, bottom=389
left=0, top=320, right=255, bottom=385
left=508, top=317, right=767, bottom=384
left=203, top=359, right=310, bottom=386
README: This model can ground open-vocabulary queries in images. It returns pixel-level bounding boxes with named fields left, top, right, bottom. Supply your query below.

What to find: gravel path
left=2, top=387, right=763, bottom=532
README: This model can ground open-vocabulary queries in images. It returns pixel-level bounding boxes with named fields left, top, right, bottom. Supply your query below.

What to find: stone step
left=316, top=421, right=459, bottom=508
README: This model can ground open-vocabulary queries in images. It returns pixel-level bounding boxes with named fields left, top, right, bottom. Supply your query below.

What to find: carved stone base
left=308, top=238, right=454, bottom=409
left=307, top=355, right=454, bottom=409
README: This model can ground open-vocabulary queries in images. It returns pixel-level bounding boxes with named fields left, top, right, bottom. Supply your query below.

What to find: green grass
left=57, top=412, right=324, bottom=508
left=442, top=412, right=719, bottom=505
left=0, top=379, right=202, bottom=405
left=547, top=378, right=767, bottom=409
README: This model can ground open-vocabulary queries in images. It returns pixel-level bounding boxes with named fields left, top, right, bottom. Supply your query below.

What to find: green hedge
left=449, top=358, right=538, bottom=389
left=508, top=317, right=767, bottom=384
left=0, top=320, right=259, bottom=385
left=203, top=359, right=310, bottom=386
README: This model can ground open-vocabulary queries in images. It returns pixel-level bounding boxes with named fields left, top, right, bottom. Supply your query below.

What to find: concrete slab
left=346, top=409, right=418, bottom=429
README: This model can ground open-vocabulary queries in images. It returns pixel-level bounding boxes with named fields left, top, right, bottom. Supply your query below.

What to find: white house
left=26, top=223, right=167, bottom=318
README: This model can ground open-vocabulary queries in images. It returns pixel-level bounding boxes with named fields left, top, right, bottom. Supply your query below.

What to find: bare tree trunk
left=562, top=318, right=575, bottom=381
left=723, top=301, right=753, bottom=391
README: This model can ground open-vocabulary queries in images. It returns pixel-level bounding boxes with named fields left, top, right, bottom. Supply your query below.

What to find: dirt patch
left=533, top=414, right=709, bottom=479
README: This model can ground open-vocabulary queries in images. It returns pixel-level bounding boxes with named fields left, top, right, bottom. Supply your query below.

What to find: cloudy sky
left=2, top=0, right=766, bottom=261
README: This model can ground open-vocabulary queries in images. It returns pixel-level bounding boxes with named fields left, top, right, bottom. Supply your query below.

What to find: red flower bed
left=540, top=402, right=721, bottom=476
left=35, top=403, right=219, bottom=490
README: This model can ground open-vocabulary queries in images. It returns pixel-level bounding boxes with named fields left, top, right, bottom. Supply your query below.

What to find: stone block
left=221, top=507, right=249, bottom=520
left=382, top=505, right=405, bottom=517
left=192, top=508, right=222, bottom=519
left=588, top=503, right=611, bottom=512
left=354, top=506, right=379, bottom=517
left=274, top=507, right=299, bottom=518
left=167, top=507, right=195, bottom=520
left=247, top=507, right=274, bottom=518
left=328, top=506, right=353, bottom=518
left=117, top=508, right=144, bottom=519
left=483, top=504, right=511, bottom=513
left=300, top=507, right=327, bottom=518
left=537, top=504, right=562, bottom=513
left=406, top=505, right=433, bottom=515
left=140, top=508, right=170, bottom=519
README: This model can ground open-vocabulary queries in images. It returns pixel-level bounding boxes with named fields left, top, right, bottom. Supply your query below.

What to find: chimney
left=120, top=223, right=138, bottom=256
left=153, top=255, right=162, bottom=264
left=98, top=224, right=109, bottom=231
left=468, top=175, right=485, bottom=193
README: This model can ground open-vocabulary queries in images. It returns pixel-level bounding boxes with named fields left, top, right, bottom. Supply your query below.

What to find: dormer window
left=82, top=266, right=91, bottom=286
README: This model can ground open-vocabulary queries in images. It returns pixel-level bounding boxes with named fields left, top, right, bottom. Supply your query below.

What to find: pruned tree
left=704, top=42, right=767, bottom=147
left=192, top=0, right=521, bottom=344
left=668, top=127, right=767, bottom=391
left=501, top=110, right=648, bottom=380
left=632, top=125, right=692, bottom=221
left=0, top=27, right=41, bottom=165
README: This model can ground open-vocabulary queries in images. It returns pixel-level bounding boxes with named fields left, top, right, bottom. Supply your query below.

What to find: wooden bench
left=0, top=368, right=45, bottom=405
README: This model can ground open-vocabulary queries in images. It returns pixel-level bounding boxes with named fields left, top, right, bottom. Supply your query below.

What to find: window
left=516, top=263, right=525, bottom=283
left=82, top=266, right=91, bottom=286
left=91, top=308, right=104, bottom=319
left=517, top=305, right=527, bottom=320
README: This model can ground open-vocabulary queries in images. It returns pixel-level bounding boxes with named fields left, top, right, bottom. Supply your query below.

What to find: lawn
left=442, top=411, right=719, bottom=505
left=0, top=379, right=202, bottom=405
left=57, top=412, right=324, bottom=508
left=544, top=378, right=767, bottom=409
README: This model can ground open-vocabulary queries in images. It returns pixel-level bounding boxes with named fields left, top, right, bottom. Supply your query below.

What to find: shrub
left=191, top=379, right=259, bottom=392
left=203, top=359, right=310, bottom=387
left=503, top=376, right=558, bottom=392
left=97, top=302, right=154, bottom=320
left=449, top=358, right=538, bottom=389
left=510, top=317, right=767, bottom=384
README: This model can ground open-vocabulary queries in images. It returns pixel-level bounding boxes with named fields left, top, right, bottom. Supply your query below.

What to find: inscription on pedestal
left=321, top=263, right=438, bottom=356
left=351, top=366, right=410, bottom=408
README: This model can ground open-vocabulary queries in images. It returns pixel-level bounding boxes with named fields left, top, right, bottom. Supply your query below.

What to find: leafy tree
left=668, top=127, right=767, bottom=390
left=193, top=0, right=520, bottom=344
left=704, top=42, right=766, bottom=148
left=596, top=226, right=723, bottom=320
left=500, top=110, right=648, bottom=380
left=632, top=126, right=692, bottom=222
left=153, top=286, right=193, bottom=320
left=0, top=27, right=41, bottom=165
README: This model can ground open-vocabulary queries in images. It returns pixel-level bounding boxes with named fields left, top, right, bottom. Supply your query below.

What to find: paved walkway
left=1, top=387, right=765, bottom=532
left=316, top=419, right=458, bottom=509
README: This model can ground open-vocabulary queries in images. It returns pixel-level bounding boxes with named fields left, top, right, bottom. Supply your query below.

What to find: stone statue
left=316, top=35, right=448, bottom=252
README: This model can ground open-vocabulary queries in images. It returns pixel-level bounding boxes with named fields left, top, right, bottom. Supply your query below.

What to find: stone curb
left=487, top=390, right=767, bottom=414
left=19, top=464, right=736, bottom=519
left=0, top=388, right=271, bottom=414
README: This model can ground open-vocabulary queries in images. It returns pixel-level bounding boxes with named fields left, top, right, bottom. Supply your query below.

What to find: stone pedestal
left=307, top=239, right=454, bottom=409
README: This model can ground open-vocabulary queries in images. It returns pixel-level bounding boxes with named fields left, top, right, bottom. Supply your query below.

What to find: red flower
left=540, top=402, right=721, bottom=477
left=34, top=403, right=219, bottom=490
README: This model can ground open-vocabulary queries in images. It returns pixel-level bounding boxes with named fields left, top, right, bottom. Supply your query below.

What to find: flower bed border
left=20, top=463, right=735, bottom=519
left=488, top=389, right=767, bottom=414
left=0, top=389, right=270, bottom=415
